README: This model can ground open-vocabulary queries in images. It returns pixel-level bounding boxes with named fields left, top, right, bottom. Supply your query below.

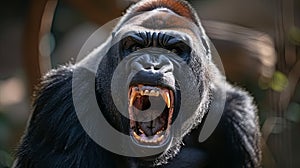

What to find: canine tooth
left=139, top=129, right=145, bottom=134
left=129, top=88, right=137, bottom=106
left=133, top=132, right=141, bottom=141
left=129, top=96, right=134, bottom=106
left=161, top=91, right=171, bottom=108
left=157, top=135, right=164, bottom=142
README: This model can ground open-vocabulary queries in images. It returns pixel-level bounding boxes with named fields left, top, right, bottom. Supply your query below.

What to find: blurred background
left=0, top=0, right=299, bottom=167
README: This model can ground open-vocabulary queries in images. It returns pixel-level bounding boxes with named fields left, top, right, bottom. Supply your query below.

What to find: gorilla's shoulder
left=30, top=65, right=75, bottom=119
left=40, top=65, right=74, bottom=89
left=15, top=65, right=114, bottom=167
left=219, top=84, right=261, bottom=167
left=223, top=84, right=258, bottom=122
left=29, top=64, right=78, bottom=140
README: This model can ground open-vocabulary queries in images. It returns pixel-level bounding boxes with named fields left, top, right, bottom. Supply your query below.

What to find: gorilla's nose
left=129, top=54, right=175, bottom=88
left=134, top=54, right=174, bottom=74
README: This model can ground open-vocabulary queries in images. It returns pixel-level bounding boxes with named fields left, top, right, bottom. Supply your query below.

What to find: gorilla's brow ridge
left=119, top=30, right=192, bottom=49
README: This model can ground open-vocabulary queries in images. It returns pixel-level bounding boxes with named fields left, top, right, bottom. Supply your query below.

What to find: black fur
left=14, top=0, right=261, bottom=167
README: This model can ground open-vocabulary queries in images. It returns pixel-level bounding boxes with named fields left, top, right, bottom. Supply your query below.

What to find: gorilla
left=14, top=0, right=261, bottom=167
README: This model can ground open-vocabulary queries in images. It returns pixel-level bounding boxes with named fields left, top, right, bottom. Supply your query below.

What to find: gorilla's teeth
left=129, top=86, right=170, bottom=108
left=133, top=131, right=141, bottom=141
left=129, top=96, right=134, bottom=107
left=129, top=87, right=138, bottom=106
left=157, top=135, right=164, bottom=142
left=139, top=135, right=164, bottom=143
left=156, top=130, right=163, bottom=135
left=141, top=89, right=160, bottom=96
left=149, top=90, right=160, bottom=96
left=133, top=130, right=165, bottom=144
left=161, top=91, right=171, bottom=108
left=139, top=129, right=145, bottom=134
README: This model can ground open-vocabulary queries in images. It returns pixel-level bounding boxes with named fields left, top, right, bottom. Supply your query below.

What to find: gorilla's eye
left=121, top=36, right=145, bottom=56
left=166, top=42, right=191, bottom=58
left=170, top=47, right=181, bottom=54
left=130, top=44, right=142, bottom=52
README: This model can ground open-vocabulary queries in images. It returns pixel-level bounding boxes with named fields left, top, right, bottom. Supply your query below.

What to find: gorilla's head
left=84, top=0, right=215, bottom=163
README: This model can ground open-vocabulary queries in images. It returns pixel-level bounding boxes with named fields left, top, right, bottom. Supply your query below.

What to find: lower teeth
left=132, top=130, right=165, bottom=143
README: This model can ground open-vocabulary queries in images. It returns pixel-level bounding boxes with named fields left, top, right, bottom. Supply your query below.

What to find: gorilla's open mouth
left=128, top=85, right=174, bottom=147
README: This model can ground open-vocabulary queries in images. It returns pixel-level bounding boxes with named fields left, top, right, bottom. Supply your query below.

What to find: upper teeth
left=142, top=89, right=160, bottom=96
left=129, top=86, right=171, bottom=108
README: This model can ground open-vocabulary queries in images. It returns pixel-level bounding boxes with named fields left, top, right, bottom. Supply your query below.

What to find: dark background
left=0, top=0, right=299, bottom=167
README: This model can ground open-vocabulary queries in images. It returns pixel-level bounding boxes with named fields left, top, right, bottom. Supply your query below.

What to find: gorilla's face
left=115, top=9, right=208, bottom=148
left=96, top=8, right=211, bottom=153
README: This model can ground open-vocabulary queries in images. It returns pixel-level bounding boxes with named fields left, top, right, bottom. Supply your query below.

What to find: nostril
left=144, top=66, right=154, bottom=70
left=154, top=67, right=160, bottom=70
left=144, top=66, right=161, bottom=71
left=142, top=64, right=172, bottom=73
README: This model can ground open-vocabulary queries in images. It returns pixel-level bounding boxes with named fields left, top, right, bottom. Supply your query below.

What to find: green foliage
left=270, top=71, right=288, bottom=92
